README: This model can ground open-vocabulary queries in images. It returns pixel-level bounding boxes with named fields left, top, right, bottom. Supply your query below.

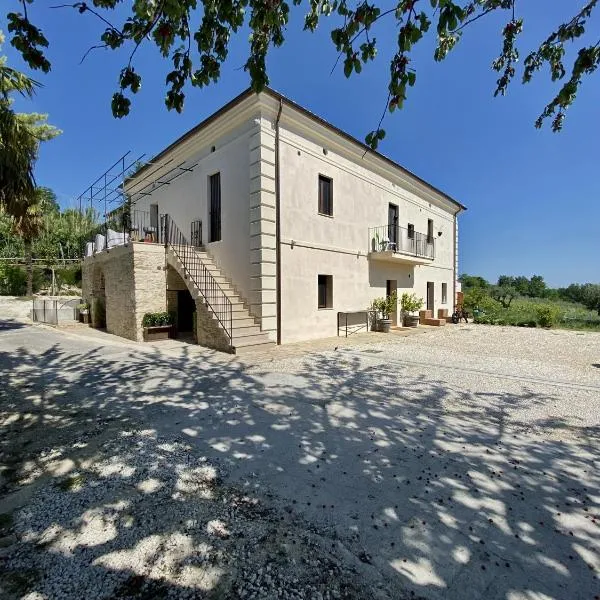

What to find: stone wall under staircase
left=166, top=247, right=276, bottom=354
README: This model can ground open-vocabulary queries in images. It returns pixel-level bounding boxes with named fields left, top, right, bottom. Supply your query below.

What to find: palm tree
left=12, top=188, right=57, bottom=296
left=0, top=33, right=59, bottom=221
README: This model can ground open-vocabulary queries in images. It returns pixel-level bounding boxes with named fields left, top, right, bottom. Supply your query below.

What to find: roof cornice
left=126, top=86, right=466, bottom=213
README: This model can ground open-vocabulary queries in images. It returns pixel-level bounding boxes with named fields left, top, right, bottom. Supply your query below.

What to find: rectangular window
left=427, top=219, right=434, bottom=243
left=209, top=172, right=221, bottom=242
left=407, top=223, right=415, bottom=239
left=318, top=275, right=333, bottom=309
left=442, top=283, right=448, bottom=304
left=318, top=175, right=333, bottom=216
left=388, top=204, right=398, bottom=246
left=149, top=204, right=159, bottom=229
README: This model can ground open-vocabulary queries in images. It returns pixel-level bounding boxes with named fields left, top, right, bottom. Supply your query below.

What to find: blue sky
left=3, top=1, right=599, bottom=287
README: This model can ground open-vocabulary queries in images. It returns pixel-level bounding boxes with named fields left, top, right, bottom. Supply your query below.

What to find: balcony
left=368, top=224, right=435, bottom=265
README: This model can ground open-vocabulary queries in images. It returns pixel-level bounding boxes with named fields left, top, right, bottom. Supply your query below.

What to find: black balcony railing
left=368, top=224, right=435, bottom=259
left=162, top=214, right=232, bottom=346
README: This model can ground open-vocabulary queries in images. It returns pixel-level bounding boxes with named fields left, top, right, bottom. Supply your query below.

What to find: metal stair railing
left=161, top=214, right=233, bottom=345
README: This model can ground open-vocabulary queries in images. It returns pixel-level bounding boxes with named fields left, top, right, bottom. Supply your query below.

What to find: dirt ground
left=0, top=318, right=599, bottom=600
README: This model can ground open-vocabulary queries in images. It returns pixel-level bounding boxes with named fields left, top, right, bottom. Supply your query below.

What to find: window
left=318, top=175, right=333, bottom=216
left=407, top=223, right=415, bottom=239
left=209, top=172, right=221, bottom=242
left=388, top=204, right=398, bottom=246
left=318, top=275, right=333, bottom=309
left=442, top=283, right=448, bottom=304
left=427, top=219, right=434, bottom=243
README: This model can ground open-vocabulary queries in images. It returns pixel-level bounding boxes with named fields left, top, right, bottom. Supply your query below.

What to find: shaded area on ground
left=0, top=324, right=598, bottom=599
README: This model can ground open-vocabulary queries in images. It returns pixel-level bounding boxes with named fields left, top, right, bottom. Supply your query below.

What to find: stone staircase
left=419, top=309, right=447, bottom=327
left=167, top=245, right=275, bottom=354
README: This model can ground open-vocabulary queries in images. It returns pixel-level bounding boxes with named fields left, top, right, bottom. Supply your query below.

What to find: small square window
left=407, top=223, right=415, bottom=239
left=318, top=274, right=333, bottom=309
left=442, top=283, right=448, bottom=304
left=318, top=175, right=333, bottom=216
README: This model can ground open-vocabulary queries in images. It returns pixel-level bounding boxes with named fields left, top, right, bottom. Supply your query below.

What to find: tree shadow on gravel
left=0, top=333, right=598, bottom=600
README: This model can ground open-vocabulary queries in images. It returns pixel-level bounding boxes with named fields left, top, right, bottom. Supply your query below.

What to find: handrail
left=368, top=224, right=435, bottom=259
left=161, top=214, right=233, bottom=345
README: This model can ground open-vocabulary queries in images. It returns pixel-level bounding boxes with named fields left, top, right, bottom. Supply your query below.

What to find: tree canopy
left=6, top=1, right=600, bottom=148
left=460, top=272, right=600, bottom=315
left=0, top=31, right=60, bottom=220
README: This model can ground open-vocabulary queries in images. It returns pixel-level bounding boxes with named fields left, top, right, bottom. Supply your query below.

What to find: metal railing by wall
left=368, top=224, right=435, bottom=259
left=162, top=214, right=232, bottom=345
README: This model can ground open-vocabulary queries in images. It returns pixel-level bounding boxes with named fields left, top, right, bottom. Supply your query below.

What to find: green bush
left=56, top=266, right=82, bottom=288
left=0, top=265, right=51, bottom=296
left=463, top=288, right=497, bottom=312
left=142, top=311, right=174, bottom=327
left=536, top=305, right=560, bottom=328
left=0, top=264, right=27, bottom=295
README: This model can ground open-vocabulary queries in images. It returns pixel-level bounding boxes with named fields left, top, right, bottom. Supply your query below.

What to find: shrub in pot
left=142, top=311, right=174, bottom=341
left=401, top=293, right=424, bottom=327
left=369, top=292, right=397, bottom=333
left=369, top=298, right=384, bottom=331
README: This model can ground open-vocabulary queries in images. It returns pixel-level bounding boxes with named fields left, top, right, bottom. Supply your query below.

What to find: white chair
left=95, top=234, right=106, bottom=253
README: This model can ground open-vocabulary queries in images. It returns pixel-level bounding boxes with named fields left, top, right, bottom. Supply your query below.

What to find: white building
left=83, top=88, right=466, bottom=352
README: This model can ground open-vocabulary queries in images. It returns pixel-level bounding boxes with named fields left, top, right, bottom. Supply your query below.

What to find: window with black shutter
left=209, top=172, right=221, bottom=242
left=318, top=175, right=333, bottom=216
left=408, top=223, right=415, bottom=239
left=427, top=219, right=434, bottom=243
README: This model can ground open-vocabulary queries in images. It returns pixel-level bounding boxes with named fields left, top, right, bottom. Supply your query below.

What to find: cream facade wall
left=127, top=110, right=259, bottom=320
left=270, top=103, right=459, bottom=343
left=119, top=90, right=463, bottom=346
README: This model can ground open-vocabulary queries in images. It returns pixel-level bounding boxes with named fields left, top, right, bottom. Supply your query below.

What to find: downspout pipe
left=275, top=99, right=283, bottom=345
left=453, top=207, right=463, bottom=309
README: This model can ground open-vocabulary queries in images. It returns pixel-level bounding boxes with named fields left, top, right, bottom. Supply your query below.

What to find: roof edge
left=127, top=86, right=466, bottom=212
left=261, top=87, right=466, bottom=212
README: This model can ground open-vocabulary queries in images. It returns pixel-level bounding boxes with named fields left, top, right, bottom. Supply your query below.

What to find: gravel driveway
left=0, top=320, right=598, bottom=600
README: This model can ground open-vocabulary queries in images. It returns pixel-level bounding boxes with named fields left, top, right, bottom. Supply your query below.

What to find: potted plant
left=78, top=302, right=90, bottom=324
left=401, top=292, right=424, bottom=327
left=142, top=311, right=174, bottom=341
left=380, top=291, right=397, bottom=333
left=369, top=298, right=384, bottom=331
left=369, top=292, right=397, bottom=333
